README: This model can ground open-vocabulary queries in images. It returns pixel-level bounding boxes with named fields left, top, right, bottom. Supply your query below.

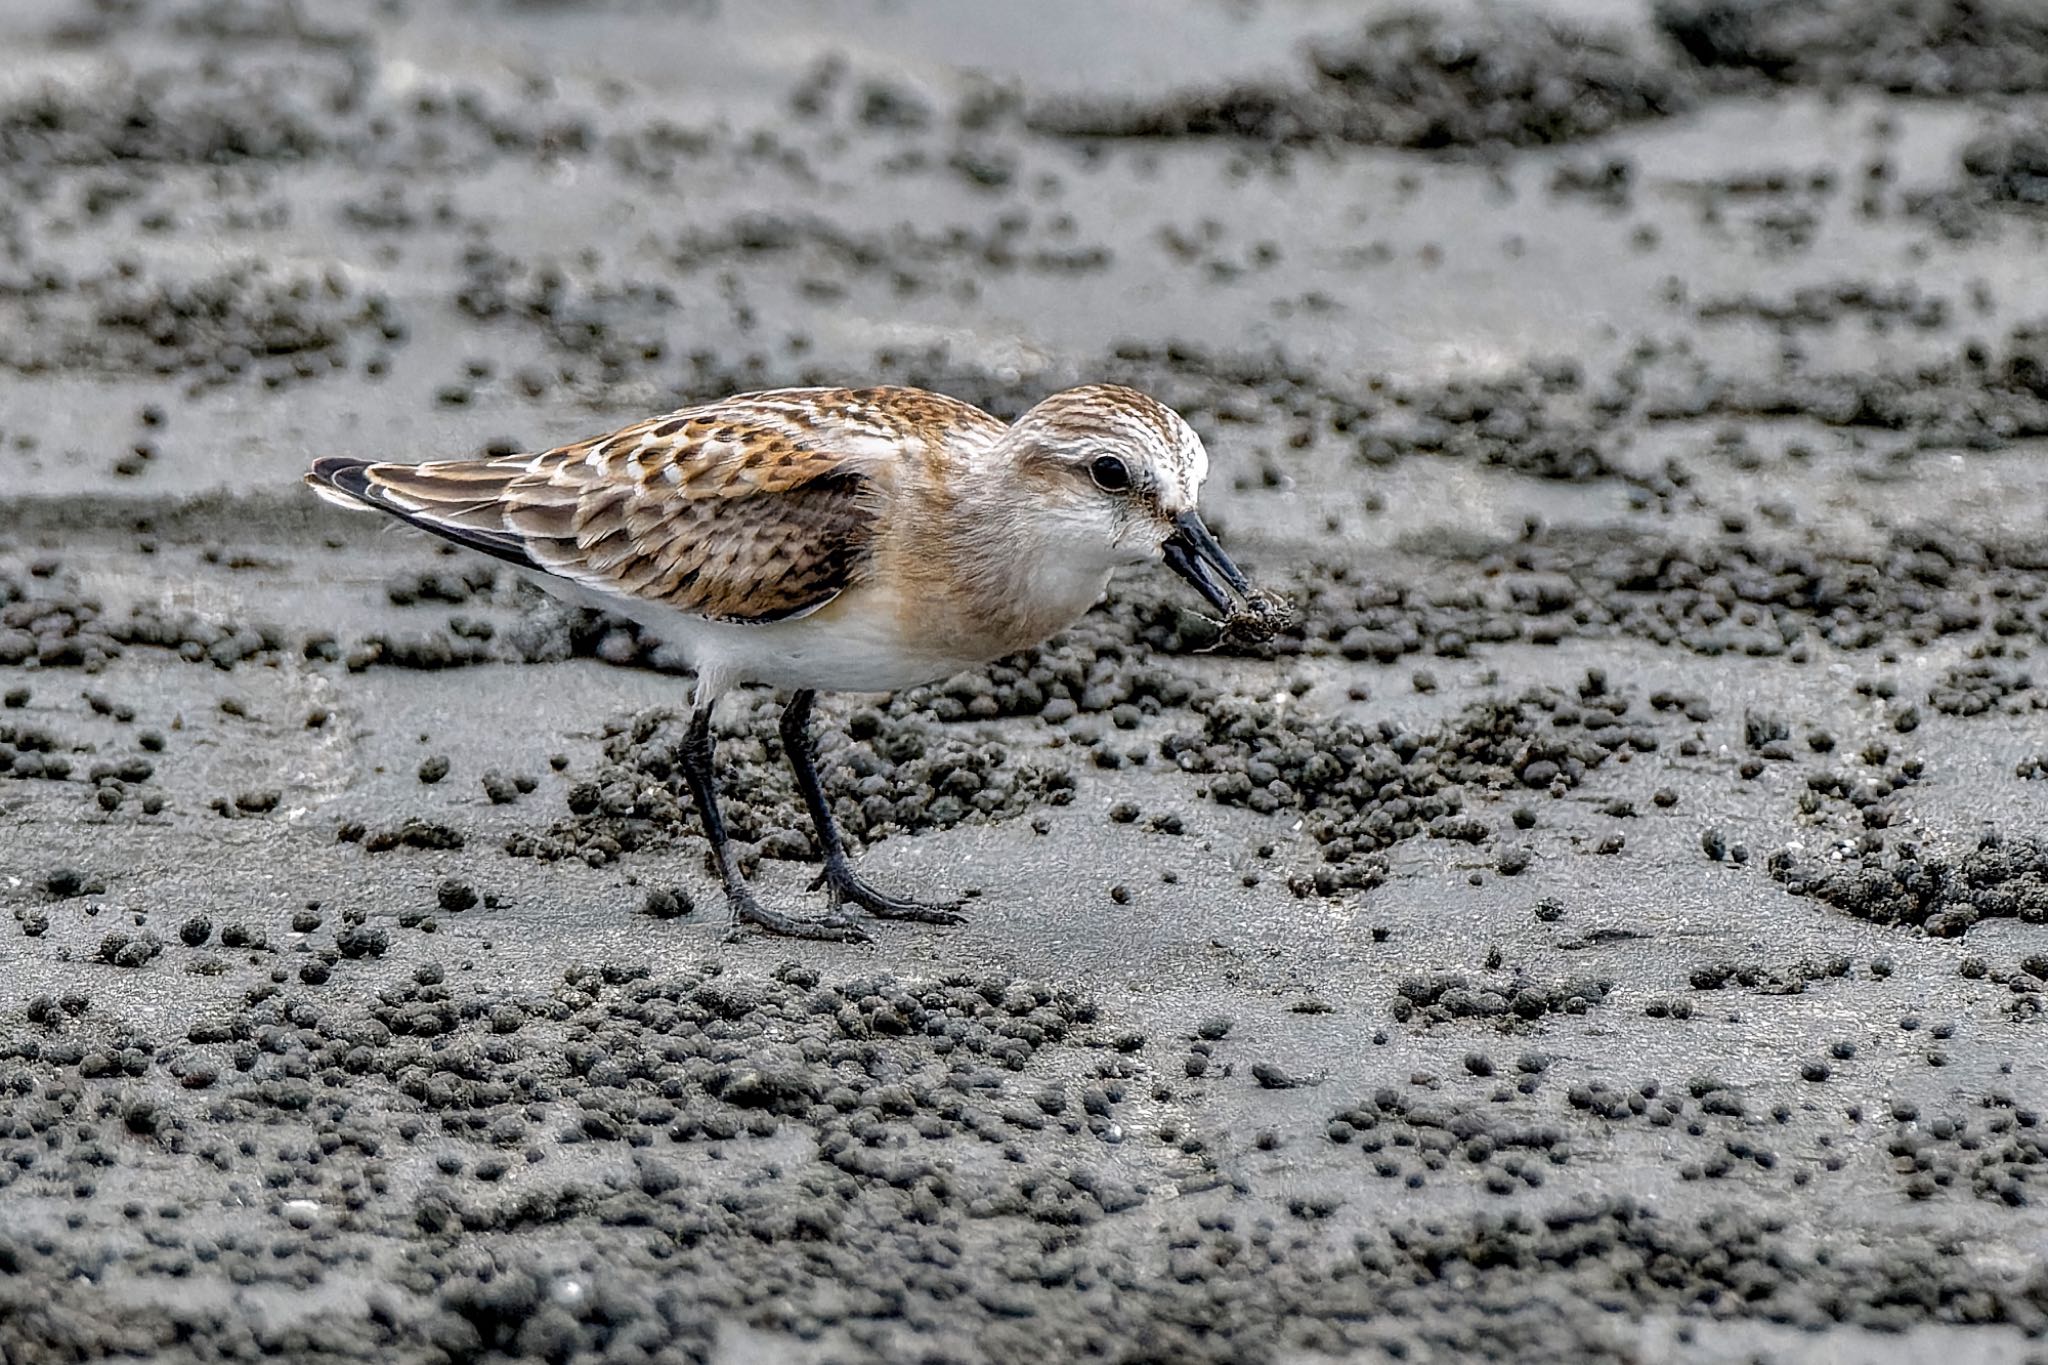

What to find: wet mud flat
left=9, top=1, right=2048, bottom=1362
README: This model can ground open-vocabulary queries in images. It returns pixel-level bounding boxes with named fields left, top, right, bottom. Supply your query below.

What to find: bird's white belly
left=531, top=573, right=972, bottom=698
left=672, top=608, right=969, bottom=696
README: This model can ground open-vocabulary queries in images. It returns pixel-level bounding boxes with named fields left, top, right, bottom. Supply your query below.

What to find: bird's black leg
left=679, top=704, right=868, bottom=943
left=780, top=689, right=966, bottom=923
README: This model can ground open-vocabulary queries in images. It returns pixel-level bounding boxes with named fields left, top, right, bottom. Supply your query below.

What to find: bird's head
left=996, top=383, right=1257, bottom=616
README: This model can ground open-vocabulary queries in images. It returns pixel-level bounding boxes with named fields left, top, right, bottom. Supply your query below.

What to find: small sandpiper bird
left=307, top=383, right=1282, bottom=941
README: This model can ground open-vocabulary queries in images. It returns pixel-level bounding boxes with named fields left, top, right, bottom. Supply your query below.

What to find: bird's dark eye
left=1089, top=455, right=1132, bottom=492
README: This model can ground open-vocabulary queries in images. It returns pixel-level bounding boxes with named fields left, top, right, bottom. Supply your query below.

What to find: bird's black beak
left=1162, top=510, right=1252, bottom=615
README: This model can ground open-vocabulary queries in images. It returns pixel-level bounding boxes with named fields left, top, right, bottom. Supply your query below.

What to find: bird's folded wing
left=317, top=390, right=958, bottom=624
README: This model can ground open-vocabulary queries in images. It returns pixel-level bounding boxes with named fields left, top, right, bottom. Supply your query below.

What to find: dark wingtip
left=306, top=456, right=375, bottom=500
left=302, top=455, right=542, bottom=571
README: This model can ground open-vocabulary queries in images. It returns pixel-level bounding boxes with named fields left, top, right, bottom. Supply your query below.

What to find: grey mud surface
left=10, top=1, right=2048, bottom=1361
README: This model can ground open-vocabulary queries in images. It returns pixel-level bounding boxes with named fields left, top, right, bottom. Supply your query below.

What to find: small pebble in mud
left=46, top=868, right=99, bottom=899
left=639, top=886, right=693, bottom=919
left=480, top=769, right=522, bottom=804
left=437, top=880, right=479, bottom=913
left=417, top=755, right=449, bottom=784
left=1252, top=1062, right=1308, bottom=1090
left=337, top=925, right=389, bottom=959
left=4, top=687, right=29, bottom=708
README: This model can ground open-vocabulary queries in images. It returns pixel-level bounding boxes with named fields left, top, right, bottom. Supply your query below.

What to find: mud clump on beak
left=1162, top=510, right=1295, bottom=646
left=1215, top=586, right=1296, bottom=645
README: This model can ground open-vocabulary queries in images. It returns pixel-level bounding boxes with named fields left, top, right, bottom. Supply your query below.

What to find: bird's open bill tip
left=1164, top=511, right=1294, bottom=645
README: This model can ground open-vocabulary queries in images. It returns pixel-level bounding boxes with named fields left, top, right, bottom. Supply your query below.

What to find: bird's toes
left=817, top=857, right=967, bottom=924
left=869, top=904, right=963, bottom=925
left=729, top=892, right=871, bottom=943
left=843, top=883, right=967, bottom=924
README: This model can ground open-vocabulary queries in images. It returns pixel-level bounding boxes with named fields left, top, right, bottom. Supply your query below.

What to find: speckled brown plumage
left=308, top=386, right=1004, bottom=624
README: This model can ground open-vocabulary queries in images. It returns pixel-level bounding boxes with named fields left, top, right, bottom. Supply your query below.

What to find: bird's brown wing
left=306, top=387, right=1002, bottom=624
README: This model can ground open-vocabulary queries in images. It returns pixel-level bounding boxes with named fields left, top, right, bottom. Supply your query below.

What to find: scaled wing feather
left=325, top=388, right=986, bottom=624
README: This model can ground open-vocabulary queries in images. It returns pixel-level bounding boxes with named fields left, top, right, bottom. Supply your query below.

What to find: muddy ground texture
left=10, top=0, right=2048, bottom=1362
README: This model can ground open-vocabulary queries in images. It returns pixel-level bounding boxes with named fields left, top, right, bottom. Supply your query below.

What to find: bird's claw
left=725, top=889, right=871, bottom=943
left=823, top=860, right=967, bottom=924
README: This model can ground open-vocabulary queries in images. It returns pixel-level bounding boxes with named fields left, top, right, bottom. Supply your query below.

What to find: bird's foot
left=816, top=856, right=966, bottom=924
left=724, top=885, right=870, bottom=943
